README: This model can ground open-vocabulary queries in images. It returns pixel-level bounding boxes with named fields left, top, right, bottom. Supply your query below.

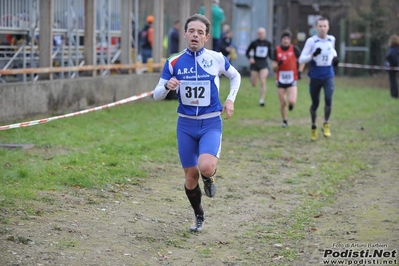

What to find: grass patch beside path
left=1, top=75, right=397, bottom=209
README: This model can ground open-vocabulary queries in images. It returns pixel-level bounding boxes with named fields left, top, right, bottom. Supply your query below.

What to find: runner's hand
left=332, top=57, right=339, bottom=67
left=222, top=100, right=234, bottom=120
left=165, top=77, right=180, bottom=91
left=313, top=48, right=321, bottom=57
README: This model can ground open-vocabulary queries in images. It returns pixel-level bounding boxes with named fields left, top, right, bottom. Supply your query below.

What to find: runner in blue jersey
left=153, top=14, right=241, bottom=232
left=299, top=17, right=339, bottom=141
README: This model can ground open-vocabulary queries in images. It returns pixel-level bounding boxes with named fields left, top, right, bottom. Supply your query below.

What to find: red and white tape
left=338, top=63, right=399, bottom=71
left=1, top=62, right=398, bottom=131
left=0, top=91, right=153, bottom=131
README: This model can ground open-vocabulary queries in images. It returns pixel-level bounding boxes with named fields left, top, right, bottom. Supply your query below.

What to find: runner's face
left=257, top=29, right=266, bottom=40
left=184, top=20, right=210, bottom=51
left=316, top=20, right=329, bottom=38
left=281, top=36, right=291, bottom=46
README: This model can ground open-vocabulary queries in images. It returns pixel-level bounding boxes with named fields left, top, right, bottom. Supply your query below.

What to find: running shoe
left=282, top=121, right=288, bottom=128
left=189, top=214, right=205, bottom=232
left=322, top=122, right=331, bottom=137
left=311, top=126, right=318, bottom=141
left=202, top=176, right=216, bottom=197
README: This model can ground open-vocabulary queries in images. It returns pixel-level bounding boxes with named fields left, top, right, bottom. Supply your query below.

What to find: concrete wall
left=0, top=74, right=160, bottom=123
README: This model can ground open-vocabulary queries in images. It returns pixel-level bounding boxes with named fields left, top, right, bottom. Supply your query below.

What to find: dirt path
left=1, top=134, right=398, bottom=266
left=299, top=142, right=399, bottom=265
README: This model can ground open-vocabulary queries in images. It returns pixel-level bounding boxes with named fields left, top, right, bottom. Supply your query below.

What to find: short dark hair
left=184, top=14, right=211, bottom=35
left=281, top=30, right=292, bottom=39
left=316, top=17, right=329, bottom=26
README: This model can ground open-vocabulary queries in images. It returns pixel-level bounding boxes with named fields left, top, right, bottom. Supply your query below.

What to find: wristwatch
left=164, top=83, right=169, bottom=90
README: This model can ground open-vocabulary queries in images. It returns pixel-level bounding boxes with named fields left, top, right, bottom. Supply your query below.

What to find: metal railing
left=0, top=0, right=37, bottom=33
left=0, top=42, right=123, bottom=83
left=0, top=0, right=124, bottom=83
left=0, top=0, right=122, bottom=33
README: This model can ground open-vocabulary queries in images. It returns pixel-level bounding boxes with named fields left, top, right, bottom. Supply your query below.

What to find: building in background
left=0, top=0, right=395, bottom=81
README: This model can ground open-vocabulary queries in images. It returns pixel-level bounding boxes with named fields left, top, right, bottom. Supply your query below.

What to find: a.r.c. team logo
left=202, top=58, right=213, bottom=68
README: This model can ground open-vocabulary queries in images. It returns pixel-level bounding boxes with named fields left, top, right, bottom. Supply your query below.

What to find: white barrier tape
left=338, top=63, right=399, bottom=71
left=0, top=91, right=154, bottom=131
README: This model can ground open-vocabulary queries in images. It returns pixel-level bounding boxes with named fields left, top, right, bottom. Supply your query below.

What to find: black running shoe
left=282, top=120, right=288, bottom=128
left=189, top=214, right=205, bottom=232
left=202, top=176, right=216, bottom=197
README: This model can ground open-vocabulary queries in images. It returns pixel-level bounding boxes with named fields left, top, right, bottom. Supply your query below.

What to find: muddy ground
left=1, top=120, right=398, bottom=266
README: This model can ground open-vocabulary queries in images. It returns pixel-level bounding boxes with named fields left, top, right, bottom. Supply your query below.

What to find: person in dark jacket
left=168, top=20, right=180, bottom=56
left=219, top=29, right=237, bottom=62
left=164, top=20, right=181, bottom=100
left=385, top=34, right=399, bottom=99
left=139, top=15, right=154, bottom=63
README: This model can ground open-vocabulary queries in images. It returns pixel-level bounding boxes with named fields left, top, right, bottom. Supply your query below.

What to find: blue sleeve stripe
left=224, top=56, right=231, bottom=71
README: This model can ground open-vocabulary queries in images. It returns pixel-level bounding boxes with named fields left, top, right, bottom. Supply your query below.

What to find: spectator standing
left=199, top=0, right=225, bottom=52
left=219, top=29, right=237, bottom=62
left=139, top=15, right=154, bottom=63
left=385, top=34, right=399, bottom=99
left=220, top=24, right=231, bottom=39
left=168, top=20, right=180, bottom=56
left=165, top=20, right=181, bottom=100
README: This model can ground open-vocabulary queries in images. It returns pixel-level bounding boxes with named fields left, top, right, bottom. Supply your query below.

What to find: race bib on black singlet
left=255, top=46, right=268, bottom=58
left=180, top=80, right=211, bottom=106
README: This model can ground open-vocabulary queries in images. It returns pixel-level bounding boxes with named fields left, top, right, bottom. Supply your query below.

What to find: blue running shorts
left=176, top=116, right=222, bottom=168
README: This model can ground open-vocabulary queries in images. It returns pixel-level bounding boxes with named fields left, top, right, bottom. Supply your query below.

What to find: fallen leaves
left=157, top=252, right=169, bottom=260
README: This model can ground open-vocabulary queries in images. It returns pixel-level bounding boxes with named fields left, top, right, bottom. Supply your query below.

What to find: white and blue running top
left=153, top=47, right=241, bottom=118
left=299, top=34, right=337, bottom=80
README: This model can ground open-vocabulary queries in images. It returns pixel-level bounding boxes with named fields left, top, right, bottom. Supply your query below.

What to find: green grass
left=0, top=75, right=398, bottom=264
left=0, top=98, right=180, bottom=206
left=0, top=77, right=396, bottom=199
